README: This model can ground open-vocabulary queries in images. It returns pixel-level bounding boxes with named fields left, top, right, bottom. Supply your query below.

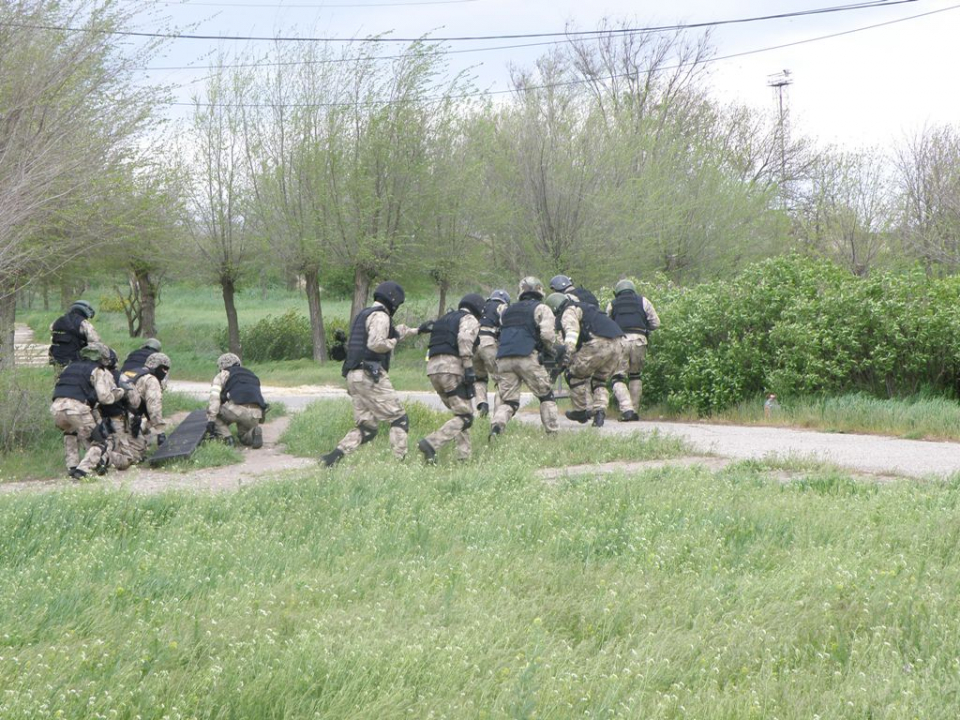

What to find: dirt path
left=13, top=322, right=48, bottom=367
left=7, top=380, right=960, bottom=495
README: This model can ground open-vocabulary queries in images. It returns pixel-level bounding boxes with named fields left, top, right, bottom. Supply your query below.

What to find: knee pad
left=390, top=414, right=409, bottom=432
left=456, top=413, right=474, bottom=430
left=611, top=374, right=627, bottom=384
left=567, top=376, right=588, bottom=389
left=505, top=400, right=520, bottom=413
left=590, top=378, right=607, bottom=392
left=359, top=424, right=379, bottom=444
left=537, top=391, right=555, bottom=403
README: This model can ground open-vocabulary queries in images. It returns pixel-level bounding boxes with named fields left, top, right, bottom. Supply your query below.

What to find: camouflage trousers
left=567, top=338, right=633, bottom=415
left=472, top=340, right=501, bottom=412
left=337, top=368, right=408, bottom=460
left=214, top=402, right=264, bottom=446
left=491, top=353, right=558, bottom=433
left=50, top=398, right=96, bottom=470
left=424, top=372, right=473, bottom=461
left=613, top=333, right=648, bottom=411
left=77, top=427, right=148, bottom=474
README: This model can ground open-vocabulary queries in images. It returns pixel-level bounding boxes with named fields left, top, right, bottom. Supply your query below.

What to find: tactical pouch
left=360, top=361, right=383, bottom=383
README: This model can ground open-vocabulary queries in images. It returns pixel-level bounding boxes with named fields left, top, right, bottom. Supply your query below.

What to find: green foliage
left=217, top=311, right=353, bottom=364
left=643, top=256, right=960, bottom=413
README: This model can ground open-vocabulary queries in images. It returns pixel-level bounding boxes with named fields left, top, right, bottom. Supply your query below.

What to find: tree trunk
left=42, top=282, right=49, bottom=311
left=304, top=268, right=328, bottom=363
left=437, top=281, right=448, bottom=318
left=60, top=280, right=72, bottom=311
left=221, top=276, right=242, bottom=356
left=0, top=285, right=16, bottom=373
left=135, top=268, right=159, bottom=338
left=350, top=267, right=372, bottom=323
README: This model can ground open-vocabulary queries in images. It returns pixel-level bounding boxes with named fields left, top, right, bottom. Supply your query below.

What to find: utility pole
left=767, top=69, right=793, bottom=197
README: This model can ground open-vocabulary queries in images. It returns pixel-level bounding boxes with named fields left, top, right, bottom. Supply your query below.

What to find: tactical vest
left=221, top=366, right=267, bottom=409
left=49, top=312, right=86, bottom=365
left=120, top=347, right=154, bottom=373
left=428, top=310, right=466, bottom=359
left=572, top=303, right=624, bottom=349
left=571, top=287, right=600, bottom=308
left=478, top=299, right=503, bottom=338
left=52, top=361, right=98, bottom=406
left=610, top=292, right=652, bottom=335
left=342, top=306, right=396, bottom=377
left=497, top=297, right=542, bottom=359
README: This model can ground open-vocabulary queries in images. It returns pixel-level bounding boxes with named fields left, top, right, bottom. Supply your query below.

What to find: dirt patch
left=0, top=415, right=314, bottom=496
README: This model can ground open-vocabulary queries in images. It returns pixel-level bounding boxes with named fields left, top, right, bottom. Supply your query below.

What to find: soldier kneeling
left=206, top=353, right=268, bottom=448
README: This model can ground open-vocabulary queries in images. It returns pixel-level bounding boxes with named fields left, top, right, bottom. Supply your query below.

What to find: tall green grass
left=1, top=420, right=958, bottom=718
left=654, top=392, right=960, bottom=441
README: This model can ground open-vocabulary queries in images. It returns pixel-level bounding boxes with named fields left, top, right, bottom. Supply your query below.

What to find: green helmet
left=144, top=338, right=162, bottom=352
left=614, top=279, right=636, bottom=296
left=80, top=342, right=111, bottom=366
left=518, top=276, right=544, bottom=298
left=544, top=292, right=568, bottom=315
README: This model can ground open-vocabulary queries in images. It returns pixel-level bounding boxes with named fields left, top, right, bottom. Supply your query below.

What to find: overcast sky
left=140, top=0, right=960, bottom=149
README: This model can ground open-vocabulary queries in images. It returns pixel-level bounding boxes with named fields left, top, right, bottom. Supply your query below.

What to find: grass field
left=1, top=402, right=958, bottom=718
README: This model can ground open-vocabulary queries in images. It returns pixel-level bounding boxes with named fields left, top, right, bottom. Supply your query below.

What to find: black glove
left=417, top=321, right=434, bottom=335
left=156, top=433, right=167, bottom=447
left=205, top=420, right=217, bottom=437
left=553, top=344, right=570, bottom=367
left=329, top=342, right=347, bottom=361
left=463, top=367, right=477, bottom=386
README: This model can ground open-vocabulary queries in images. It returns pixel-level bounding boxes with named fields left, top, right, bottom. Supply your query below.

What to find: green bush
left=642, top=255, right=960, bottom=413
left=219, top=311, right=354, bottom=363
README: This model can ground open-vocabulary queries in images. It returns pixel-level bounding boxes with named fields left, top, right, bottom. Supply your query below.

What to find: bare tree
left=179, top=60, right=254, bottom=356
left=0, top=0, right=163, bottom=370
left=894, top=125, right=960, bottom=274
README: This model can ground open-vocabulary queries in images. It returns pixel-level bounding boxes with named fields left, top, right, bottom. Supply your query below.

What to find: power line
left=1, top=0, right=920, bottom=44
left=160, top=2, right=959, bottom=109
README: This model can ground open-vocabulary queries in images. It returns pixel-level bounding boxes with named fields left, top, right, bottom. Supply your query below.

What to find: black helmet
left=373, top=281, right=405, bottom=315
left=549, top=275, right=573, bottom=293
left=70, top=300, right=95, bottom=319
left=458, top=293, right=485, bottom=318
left=488, top=289, right=510, bottom=305
left=107, top=348, right=118, bottom=370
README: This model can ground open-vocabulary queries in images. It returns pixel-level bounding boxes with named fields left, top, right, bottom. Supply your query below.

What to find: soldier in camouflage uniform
left=417, top=293, right=484, bottom=463
left=206, top=353, right=268, bottom=448
left=472, top=289, right=510, bottom=417
left=79, top=352, right=172, bottom=476
left=320, top=281, right=432, bottom=467
left=549, top=274, right=600, bottom=308
left=489, top=277, right=561, bottom=438
left=120, top=338, right=162, bottom=373
left=607, top=279, right=660, bottom=419
left=50, top=342, right=125, bottom=479
left=48, top=300, right=101, bottom=370
left=547, top=292, right=632, bottom=428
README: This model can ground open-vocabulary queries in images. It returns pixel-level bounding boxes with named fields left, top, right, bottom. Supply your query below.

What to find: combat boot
left=251, top=426, right=263, bottom=449
left=488, top=424, right=504, bottom=442
left=417, top=439, right=437, bottom=464
left=69, top=468, right=88, bottom=480
left=565, top=409, right=591, bottom=424
left=592, top=409, right=605, bottom=427
left=620, top=410, right=639, bottom=422
left=476, top=402, right=489, bottom=418
left=320, top=448, right=344, bottom=467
